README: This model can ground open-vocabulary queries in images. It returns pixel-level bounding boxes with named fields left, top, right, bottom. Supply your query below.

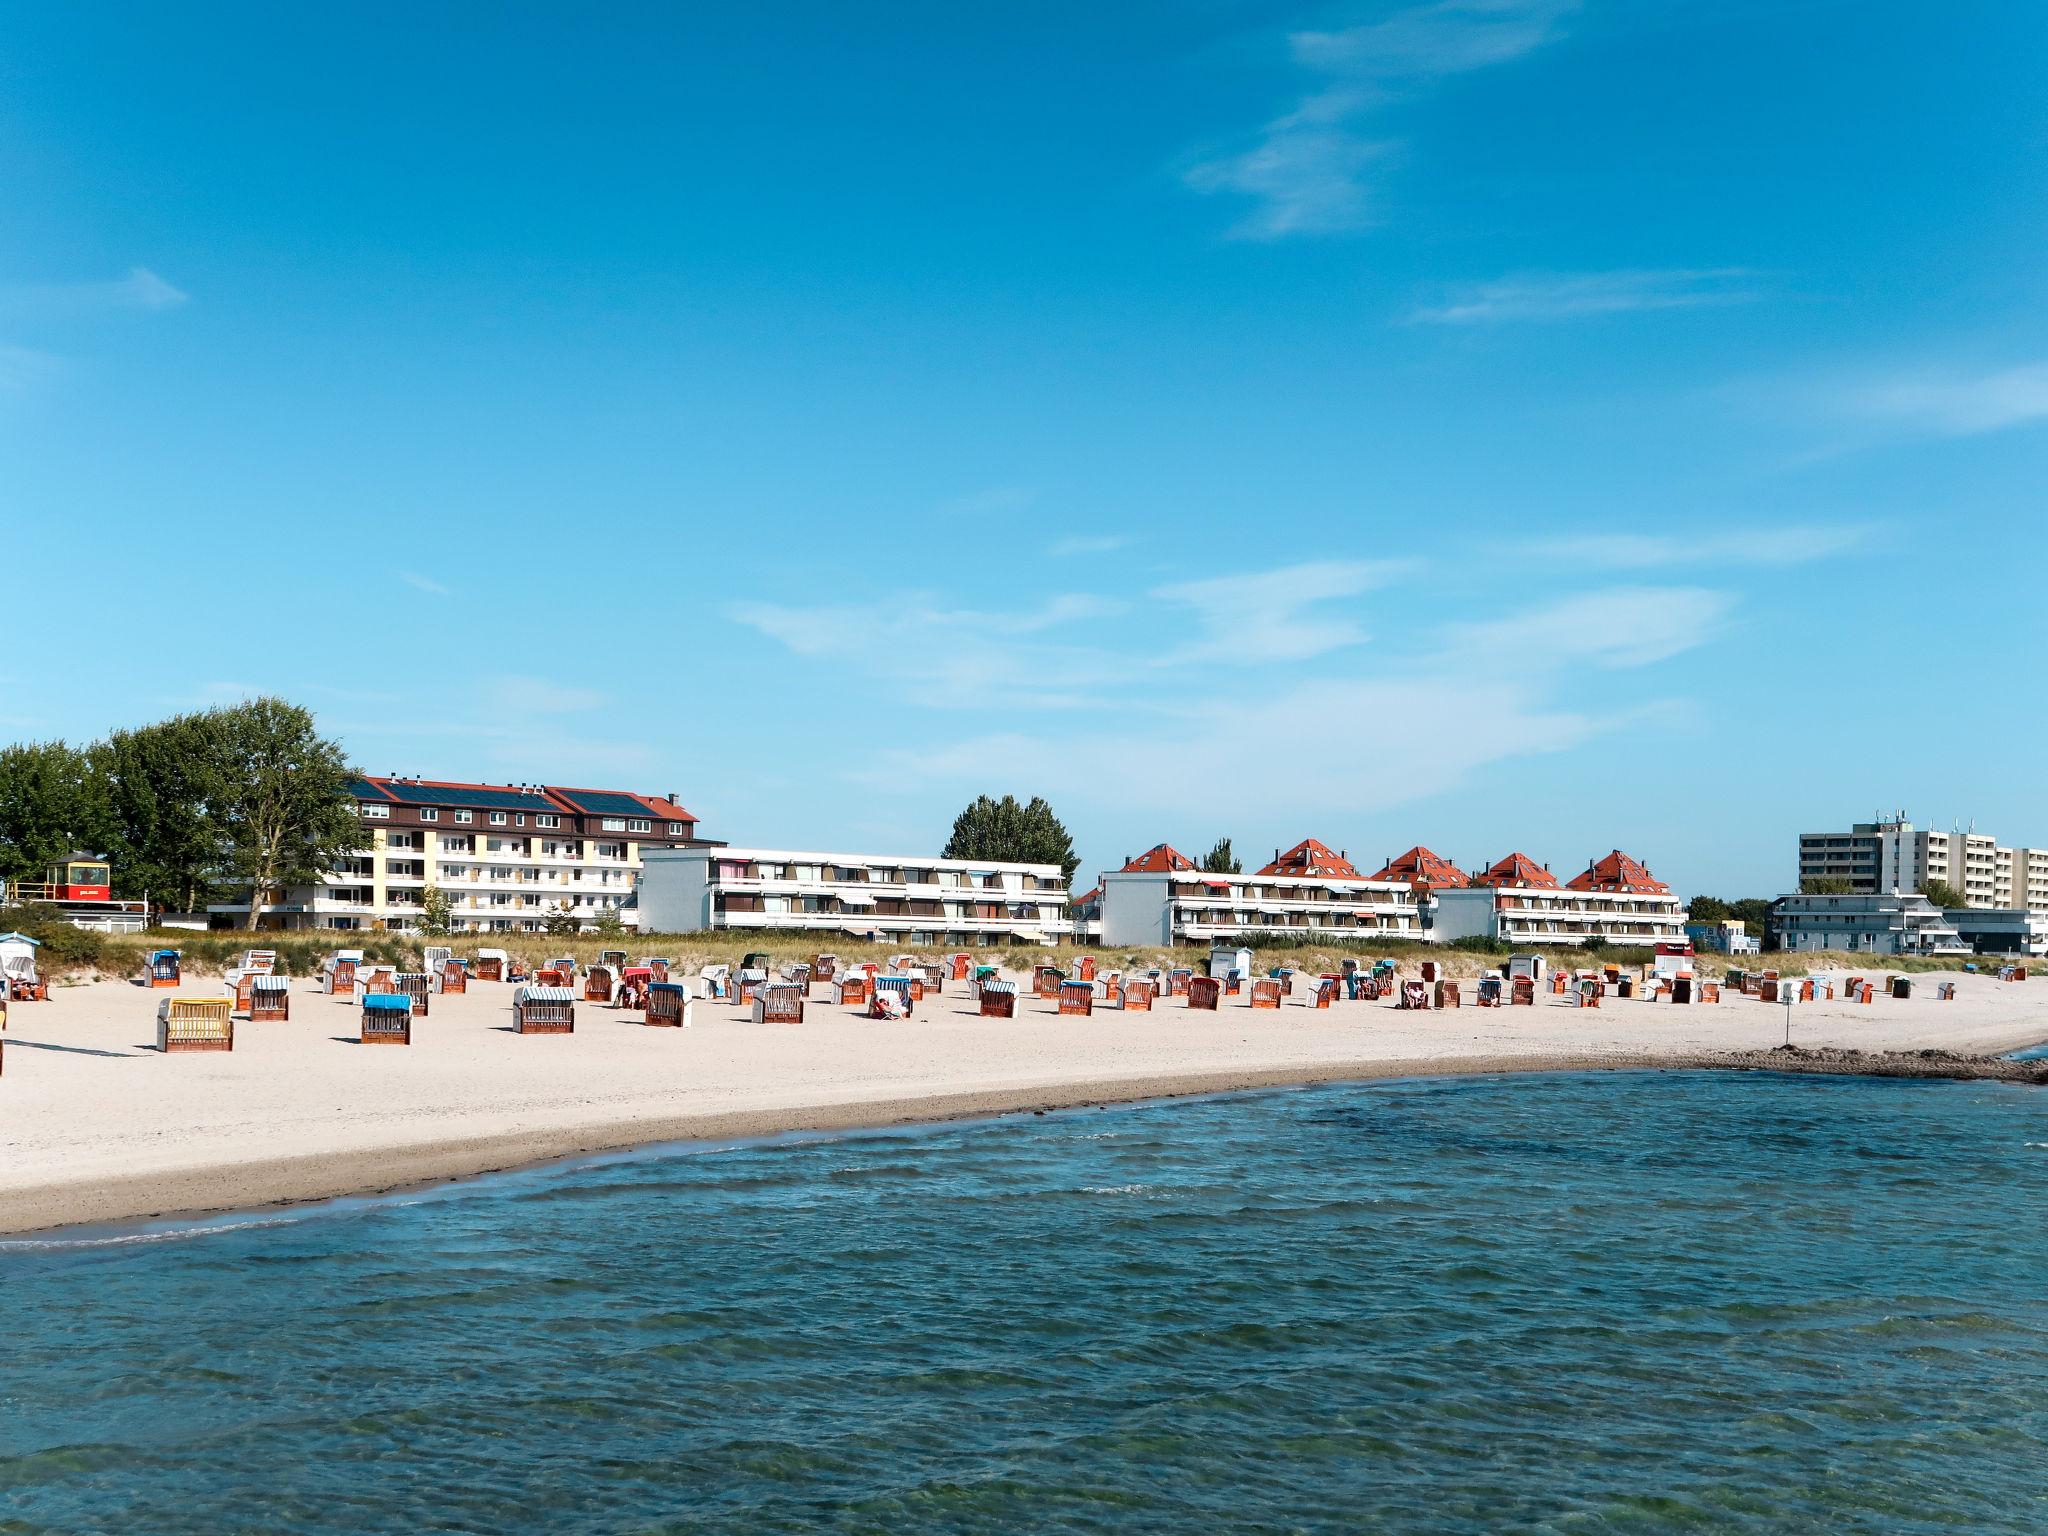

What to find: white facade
left=1797, top=816, right=2047, bottom=912
left=1769, top=891, right=1969, bottom=956
left=1098, top=870, right=1420, bottom=948
left=1431, top=885, right=1689, bottom=947
left=639, top=847, right=1070, bottom=945
left=211, top=826, right=648, bottom=934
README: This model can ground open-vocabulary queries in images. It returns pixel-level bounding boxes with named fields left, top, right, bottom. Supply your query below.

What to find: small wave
left=0, top=1211, right=315, bottom=1252
left=1081, top=1184, right=1159, bottom=1197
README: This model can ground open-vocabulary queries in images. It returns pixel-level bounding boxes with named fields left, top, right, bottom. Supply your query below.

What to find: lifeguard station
left=4, top=853, right=148, bottom=933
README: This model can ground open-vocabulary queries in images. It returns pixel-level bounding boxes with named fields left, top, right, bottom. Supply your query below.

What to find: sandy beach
left=2, top=969, right=2043, bottom=1237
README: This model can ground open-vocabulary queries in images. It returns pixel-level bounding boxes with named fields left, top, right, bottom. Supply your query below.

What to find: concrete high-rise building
left=1795, top=814, right=2047, bottom=913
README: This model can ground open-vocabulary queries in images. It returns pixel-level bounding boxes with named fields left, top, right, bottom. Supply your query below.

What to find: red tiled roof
left=1566, top=850, right=1669, bottom=894
left=1367, top=845, right=1468, bottom=890
left=1471, top=852, right=1560, bottom=890
left=1258, top=839, right=1363, bottom=880
left=1120, top=843, right=1198, bottom=874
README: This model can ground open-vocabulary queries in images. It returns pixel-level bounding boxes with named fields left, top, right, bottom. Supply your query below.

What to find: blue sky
left=5, top=0, right=2045, bottom=897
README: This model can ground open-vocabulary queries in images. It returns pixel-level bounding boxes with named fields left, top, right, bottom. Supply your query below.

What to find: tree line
left=0, top=699, right=360, bottom=928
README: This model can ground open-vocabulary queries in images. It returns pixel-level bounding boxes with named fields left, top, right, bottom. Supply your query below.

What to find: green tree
left=206, top=699, right=360, bottom=930
left=1799, top=877, right=1854, bottom=895
left=1920, top=878, right=1969, bottom=910
left=0, top=740, right=105, bottom=887
left=543, top=906, right=581, bottom=936
left=91, top=712, right=224, bottom=911
left=1728, top=897, right=1774, bottom=933
left=941, top=794, right=1080, bottom=883
left=1200, top=837, right=1242, bottom=875
left=594, top=904, right=625, bottom=938
left=1687, top=894, right=1732, bottom=923
left=417, top=885, right=454, bottom=937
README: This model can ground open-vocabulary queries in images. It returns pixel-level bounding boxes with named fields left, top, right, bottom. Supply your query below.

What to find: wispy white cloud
left=398, top=571, right=450, bottom=596
left=1186, top=0, right=1577, bottom=239
left=0, top=344, right=55, bottom=391
left=862, top=675, right=1597, bottom=822
left=0, top=267, right=188, bottom=317
left=1437, top=586, right=1734, bottom=672
left=1411, top=268, right=1761, bottom=325
left=1838, top=361, right=2048, bottom=438
left=1049, top=533, right=1136, bottom=559
left=485, top=675, right=607, bottom=715
left=1526, top=524, right=1875, bottom=569
left=1153, top=559, right=1412, bottom=663
left=1184, top=127, right=1391, bottom=239
left=729, top=592, right=1130, bottom=709
left=940, top=486, right=1035, bottom=517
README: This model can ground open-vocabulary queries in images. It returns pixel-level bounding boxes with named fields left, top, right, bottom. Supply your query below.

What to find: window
left=455, top=810, right=473, bottom=824
left=361, top=804, right=389, bottom=820
left=601, top=818, right=626, bottom=832
left=627, top=818, right=651, bottom=833
left=668, top=823, right=685, bottom=835
left=538, top=814, right=560, bottom=829
left=515, top=814, right=525, bottom=827
left=419, top=809, right=438, bottom=822
left=490, top=812, right=508, bottom=825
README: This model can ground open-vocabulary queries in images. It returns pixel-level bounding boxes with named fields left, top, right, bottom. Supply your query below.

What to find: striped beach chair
left=513, top=984, right=576, bottom=1035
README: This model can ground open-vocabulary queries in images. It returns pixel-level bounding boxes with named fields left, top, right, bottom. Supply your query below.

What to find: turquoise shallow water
left=4, top=1070, right=2046, bottom=1534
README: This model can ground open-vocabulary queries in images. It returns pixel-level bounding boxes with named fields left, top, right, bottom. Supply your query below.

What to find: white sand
left=2, top=970, right=2043, bottom=1235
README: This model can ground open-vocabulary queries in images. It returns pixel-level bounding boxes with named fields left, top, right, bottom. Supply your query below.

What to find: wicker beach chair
left=643, top=980, right=693, bottom=1027
left=753, top=983, right=805, bottom=1025
left=360, top=993, right=413, bottom=1045
left=157, top=997, right=233, bottom=1052
left=513, top=984, right=576, bottom=1035
left=249, top=975, right=291, bottom=1022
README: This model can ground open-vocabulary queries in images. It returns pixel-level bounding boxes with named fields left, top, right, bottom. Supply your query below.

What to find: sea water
left=3, top=1070, right=2045, bottom=1534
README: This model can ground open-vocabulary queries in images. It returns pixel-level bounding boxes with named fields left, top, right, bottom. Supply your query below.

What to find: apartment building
left=1768, top=891, right=1969, bottom=957
left=210, top=777, right=705, bottom=933
left=638, top=846, right=1071, bottom=946
left=1797, top=814, right=2045, bottom=911
left=1098, top=839, right=1422, bottom=947
left=1430, top=849, right=1689, bottom=948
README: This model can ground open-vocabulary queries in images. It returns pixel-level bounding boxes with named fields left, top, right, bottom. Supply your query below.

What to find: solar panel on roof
left=387, top=784, right=555, bottom=812
left=347, top=777, right=396, bottom=802
left=556, top=790, right=656, bottom=816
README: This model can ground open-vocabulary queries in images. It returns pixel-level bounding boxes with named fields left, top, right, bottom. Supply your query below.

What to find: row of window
left=359, top=803, right=682, bottom=835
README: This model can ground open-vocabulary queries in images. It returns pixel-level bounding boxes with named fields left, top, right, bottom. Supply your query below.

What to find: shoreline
left=7, top=1044, right=2044, bottom=1241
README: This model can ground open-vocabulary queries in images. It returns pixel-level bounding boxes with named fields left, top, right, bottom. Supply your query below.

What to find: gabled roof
left=356, top=777, right=556, bottom=812
left=1367, top=845, right=1467, bottom=890
left=349, top=776, right=697, bottom=823
left=1567, top=849, right=1669, bottom=894
left=1258, top=839, right=1362, bottom=880
left=546, top=786, right=697, bottom=823
left=1471, top=852, right=1559, bottom=890
left=1120, top=843, right=1197, bottom=874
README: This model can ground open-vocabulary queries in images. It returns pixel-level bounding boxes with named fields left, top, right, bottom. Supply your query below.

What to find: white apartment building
left=210, top=777, right=705, bottom=933
left=1432, top=886, right=1688, bottom=947
left=638, top=846, right=1071, bottom=946
left=1097, top=868, right=1421, bottom=948
left=1797, top=815, right=2046, bottom=912
left=1769, top=891, right=1970, bottom=957
left=1429, top=849, right=1688, bottom=948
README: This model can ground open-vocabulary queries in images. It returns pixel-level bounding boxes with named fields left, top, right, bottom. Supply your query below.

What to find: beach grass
left=26, top=928, right=1996, bottom=984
